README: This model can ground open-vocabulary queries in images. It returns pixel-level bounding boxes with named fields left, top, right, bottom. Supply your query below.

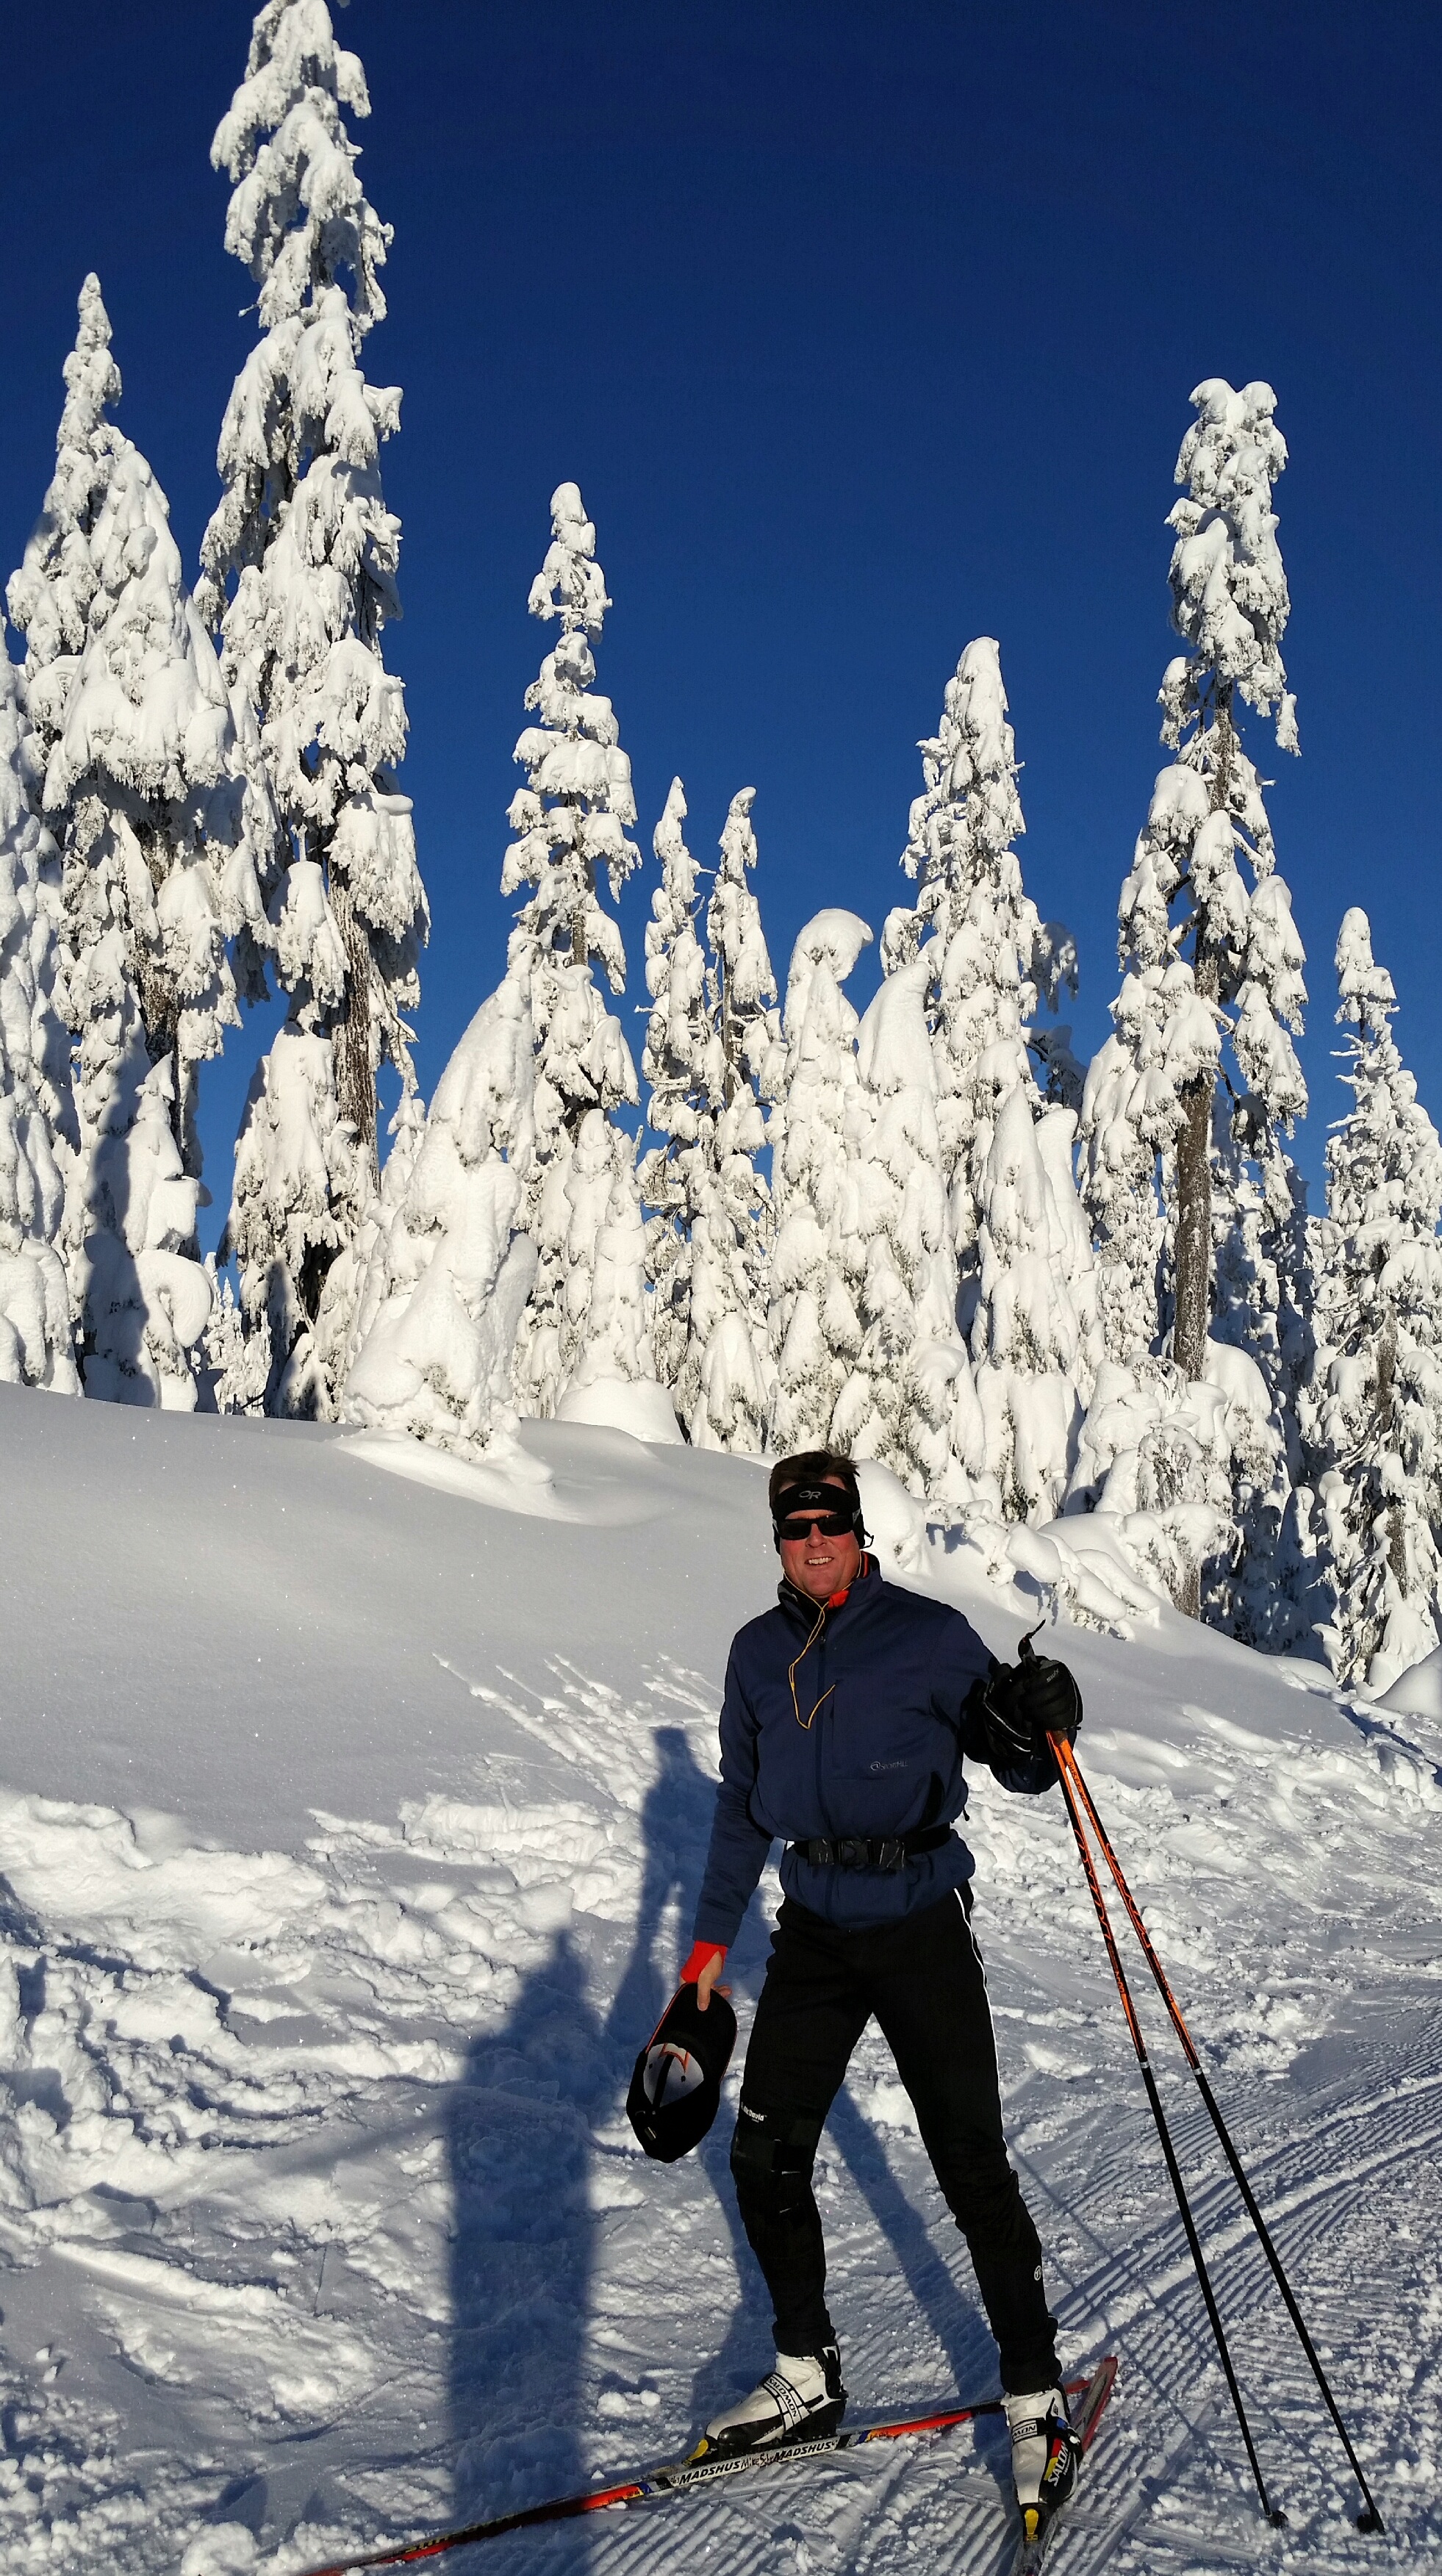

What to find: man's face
left=776, top=1482, right=863, bottom=1604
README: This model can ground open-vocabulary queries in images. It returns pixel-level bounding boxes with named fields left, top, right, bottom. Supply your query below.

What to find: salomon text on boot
left=1004, top=2383, right=1083, bottom=2546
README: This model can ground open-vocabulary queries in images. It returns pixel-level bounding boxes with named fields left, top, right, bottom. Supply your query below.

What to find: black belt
left=786, top=1825, right=953, bottom=1873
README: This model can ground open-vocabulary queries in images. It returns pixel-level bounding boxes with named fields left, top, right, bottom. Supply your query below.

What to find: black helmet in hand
left=627, top=1981, right=738, bottom=2163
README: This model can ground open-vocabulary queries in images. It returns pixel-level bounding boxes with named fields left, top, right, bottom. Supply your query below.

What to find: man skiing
left=681, top=1449, right=1086, bottom=2546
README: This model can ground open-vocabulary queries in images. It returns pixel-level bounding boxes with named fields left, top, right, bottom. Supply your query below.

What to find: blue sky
left=2, top=0, right=1438, bottom=1236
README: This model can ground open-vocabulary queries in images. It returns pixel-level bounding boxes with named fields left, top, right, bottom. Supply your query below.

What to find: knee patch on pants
left=730, top=2101, right=823, bottom=2216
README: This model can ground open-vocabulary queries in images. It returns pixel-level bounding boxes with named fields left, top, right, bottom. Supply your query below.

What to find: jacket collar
left=777, top=1554, right=882, bottom=1628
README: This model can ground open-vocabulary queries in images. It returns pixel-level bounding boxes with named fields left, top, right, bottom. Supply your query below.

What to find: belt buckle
left=837, top=1837, right=867, bottom=1869
left=811, top=1837, right=835, bottom=1868
left=877, top=1837, right=903, bottom=1871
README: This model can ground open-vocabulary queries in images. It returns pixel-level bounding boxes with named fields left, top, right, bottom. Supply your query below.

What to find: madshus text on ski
left=1, top=3, right=1440, bottom=1710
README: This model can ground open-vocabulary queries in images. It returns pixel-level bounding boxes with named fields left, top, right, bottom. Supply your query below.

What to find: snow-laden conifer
left=1081, top=381, right=1305, bottom=1382
left=770, top=908, right=872, bottom=1452
left=7, top=279, right=263, bottom=1404
left=502, top=484, right=648, bottom=1413
left=893, top=639, right=1060, bottom=1275
left=696, top=788, right=783, bottom=1446
left=884, top=636, right=1097, bottom=1509
left=43, top=421, right=261, bottom=1180
left=199, top=0, right=427, bottom=1415
left=969, top=1091, right=1097, bottom=1521
left=1309, top=911, right=1442, bottom=1691
left=1077, top=382, right=1305, bottom=1618
left=342, top=966, right=537, bottom=1453
left=77, top=1050, right=215, bottom=1408
left=7, top=276, right=120, bottom=763
left=0, top=661, right=78, bottom=1393
left=640, top=781, right=779, bottom=1449
left=831, top=952, right=980, bottom=1496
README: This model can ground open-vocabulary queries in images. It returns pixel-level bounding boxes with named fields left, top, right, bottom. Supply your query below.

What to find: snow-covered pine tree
left=970, top=1088, right=1095, bottom=1521
left=7, top=277, right=262, bottom=1405
left=43, top=426, right=262, bottom=1183
left=832, top=950, right=982, bottom=1499
left=696, top=788, right=783, bottom=1447
left=7, top=276, right=121, bottom=767
left=1310, top=911, right=1442, bottom=1693
left=1081, top=381, right=1306, bottom=1381
left=501, top=483, right=649, bottom=1413
left=198, top=0, right=427, bottom=1416
left=892, top=638, right=1072, bottom=1296
left=1078, top=382, right=1306, bottom=1623
left=640, top=778, right=709, bottom=1404
left=0, top=659, right=78, bottom=1393
left=770, top=908, right=872, bottom=1452
left=342, top=964, right=538, bottom=1454
left=884, top=634, right=1098, bottom=1511
left=640, top=781, right=779, bottom=1449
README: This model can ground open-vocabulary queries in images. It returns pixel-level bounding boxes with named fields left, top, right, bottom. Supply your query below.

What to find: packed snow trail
left=0, top=1385, right=1436, bottom=2572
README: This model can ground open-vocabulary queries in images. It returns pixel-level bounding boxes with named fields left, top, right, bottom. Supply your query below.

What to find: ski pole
left=1052, top=1734, right=1385, bottom=2538
left=1049, top=1743, right=1287, bottom=2527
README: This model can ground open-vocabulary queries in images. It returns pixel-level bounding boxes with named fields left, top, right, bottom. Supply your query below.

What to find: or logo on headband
left=775, top=1479, right=854, bottom=1515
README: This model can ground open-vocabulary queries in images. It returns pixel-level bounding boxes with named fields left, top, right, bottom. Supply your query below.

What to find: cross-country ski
left=290, top=2370, right=1114, bottom=2575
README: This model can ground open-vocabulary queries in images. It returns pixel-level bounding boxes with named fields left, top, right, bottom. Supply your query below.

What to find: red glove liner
left=680, top=1940, right=728, bottom=1984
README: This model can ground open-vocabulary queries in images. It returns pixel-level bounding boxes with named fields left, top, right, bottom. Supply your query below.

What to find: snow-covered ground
left=0, top=1384, right=1438, bottom=2575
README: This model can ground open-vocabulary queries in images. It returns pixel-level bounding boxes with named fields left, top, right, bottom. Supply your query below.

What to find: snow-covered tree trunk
left=198, top=0, right=427, bottom=1416
left=501, top=484, right=648, bottom=1413
left=0, top=660, right=78, bottom=1393
left=1308, top=911, right=1442, bottom=1693
left=770, top=908, right=872, bottom=1452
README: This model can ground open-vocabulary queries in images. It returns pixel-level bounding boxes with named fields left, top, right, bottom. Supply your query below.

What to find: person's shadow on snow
left=444, top=1726, right=724, bottom=2563
left=446, top=1926, right=603, bottom=2560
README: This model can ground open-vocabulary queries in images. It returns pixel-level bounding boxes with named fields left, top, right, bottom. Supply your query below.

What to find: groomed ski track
left=0, top=1389, right=1436, bottom=2574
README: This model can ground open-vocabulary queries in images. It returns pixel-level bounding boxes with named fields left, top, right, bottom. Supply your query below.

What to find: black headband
left=774, top=1479, right=855, bottom=1517
left=771, top=1477, right=867, bottom=1549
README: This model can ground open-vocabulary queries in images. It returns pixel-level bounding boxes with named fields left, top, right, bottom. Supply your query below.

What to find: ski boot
left=1004, top=2383, right=1083, bottom=2548
left=692, top=2344, right=846, bottom=2458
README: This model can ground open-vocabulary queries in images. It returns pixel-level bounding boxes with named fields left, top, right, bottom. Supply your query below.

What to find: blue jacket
left=692, top=1560, right=1054, bottom=1945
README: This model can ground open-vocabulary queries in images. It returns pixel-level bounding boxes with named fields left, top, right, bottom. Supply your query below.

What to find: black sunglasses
left=774, top=1508, right=854, bottom=1541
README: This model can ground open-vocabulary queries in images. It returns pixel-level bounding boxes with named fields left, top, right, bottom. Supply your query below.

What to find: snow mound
left=554, top=1371, right=684, bottom=1443
left=1375, top=1639, right=1442, bottom=1718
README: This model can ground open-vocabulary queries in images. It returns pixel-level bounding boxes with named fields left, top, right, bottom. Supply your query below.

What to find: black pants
left=730, top=1890, right=1059, bottom=2394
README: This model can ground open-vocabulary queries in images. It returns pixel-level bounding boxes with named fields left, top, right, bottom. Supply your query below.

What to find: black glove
left=971, top=1649, right=1083, bottom=1767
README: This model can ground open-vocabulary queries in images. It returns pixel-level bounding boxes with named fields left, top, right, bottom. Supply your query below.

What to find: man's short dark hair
left=768, top=1449, right=860, bottom=1521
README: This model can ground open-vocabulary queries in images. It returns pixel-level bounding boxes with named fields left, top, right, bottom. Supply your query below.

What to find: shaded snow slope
left=0, top=1385, right=1438, bottom=2574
